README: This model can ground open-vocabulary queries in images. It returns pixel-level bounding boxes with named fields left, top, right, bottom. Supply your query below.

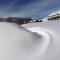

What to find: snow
left=22, top=20, right=60, bottom=60
left=48, top=11, right=60, bottom=16
left=0, top=20, right=60, bottom=60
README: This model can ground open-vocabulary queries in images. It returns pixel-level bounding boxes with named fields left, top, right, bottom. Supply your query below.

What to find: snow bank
left=0, top=20, right=60, bottom=60
left=0, top=22, right=41, bottom=60
left=22, top=20, right=60, bottom=60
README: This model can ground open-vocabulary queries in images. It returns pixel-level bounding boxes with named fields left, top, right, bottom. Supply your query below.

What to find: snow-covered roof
left=48, top=11, right=60, bottom=16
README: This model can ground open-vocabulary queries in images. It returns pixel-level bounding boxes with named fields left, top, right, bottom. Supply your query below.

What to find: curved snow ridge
left=27, top=28, right=52, bottom=54
left=0, top=22, right=60, bottom=60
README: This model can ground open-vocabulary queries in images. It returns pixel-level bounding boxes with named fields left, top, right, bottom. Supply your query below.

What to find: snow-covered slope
left=0, top=20, right=60, bottom=60
left=0, top=22, right=40, bottom=60
left=22, top=20, right=60, bottom=60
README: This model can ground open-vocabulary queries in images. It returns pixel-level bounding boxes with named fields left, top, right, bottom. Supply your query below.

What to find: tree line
left=0, top=17, right=32, bottom=24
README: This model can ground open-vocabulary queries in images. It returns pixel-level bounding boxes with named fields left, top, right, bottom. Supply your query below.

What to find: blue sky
left=0, top=0, right=60, bottom=18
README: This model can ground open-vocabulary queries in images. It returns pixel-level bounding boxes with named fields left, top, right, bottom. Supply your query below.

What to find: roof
left=48, top=11, right=60, bottom=16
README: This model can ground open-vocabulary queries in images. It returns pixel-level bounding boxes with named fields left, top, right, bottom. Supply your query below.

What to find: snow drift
left=0, top=20, right=60, bottom=60
left=22, top=20, right=60, bottom=60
